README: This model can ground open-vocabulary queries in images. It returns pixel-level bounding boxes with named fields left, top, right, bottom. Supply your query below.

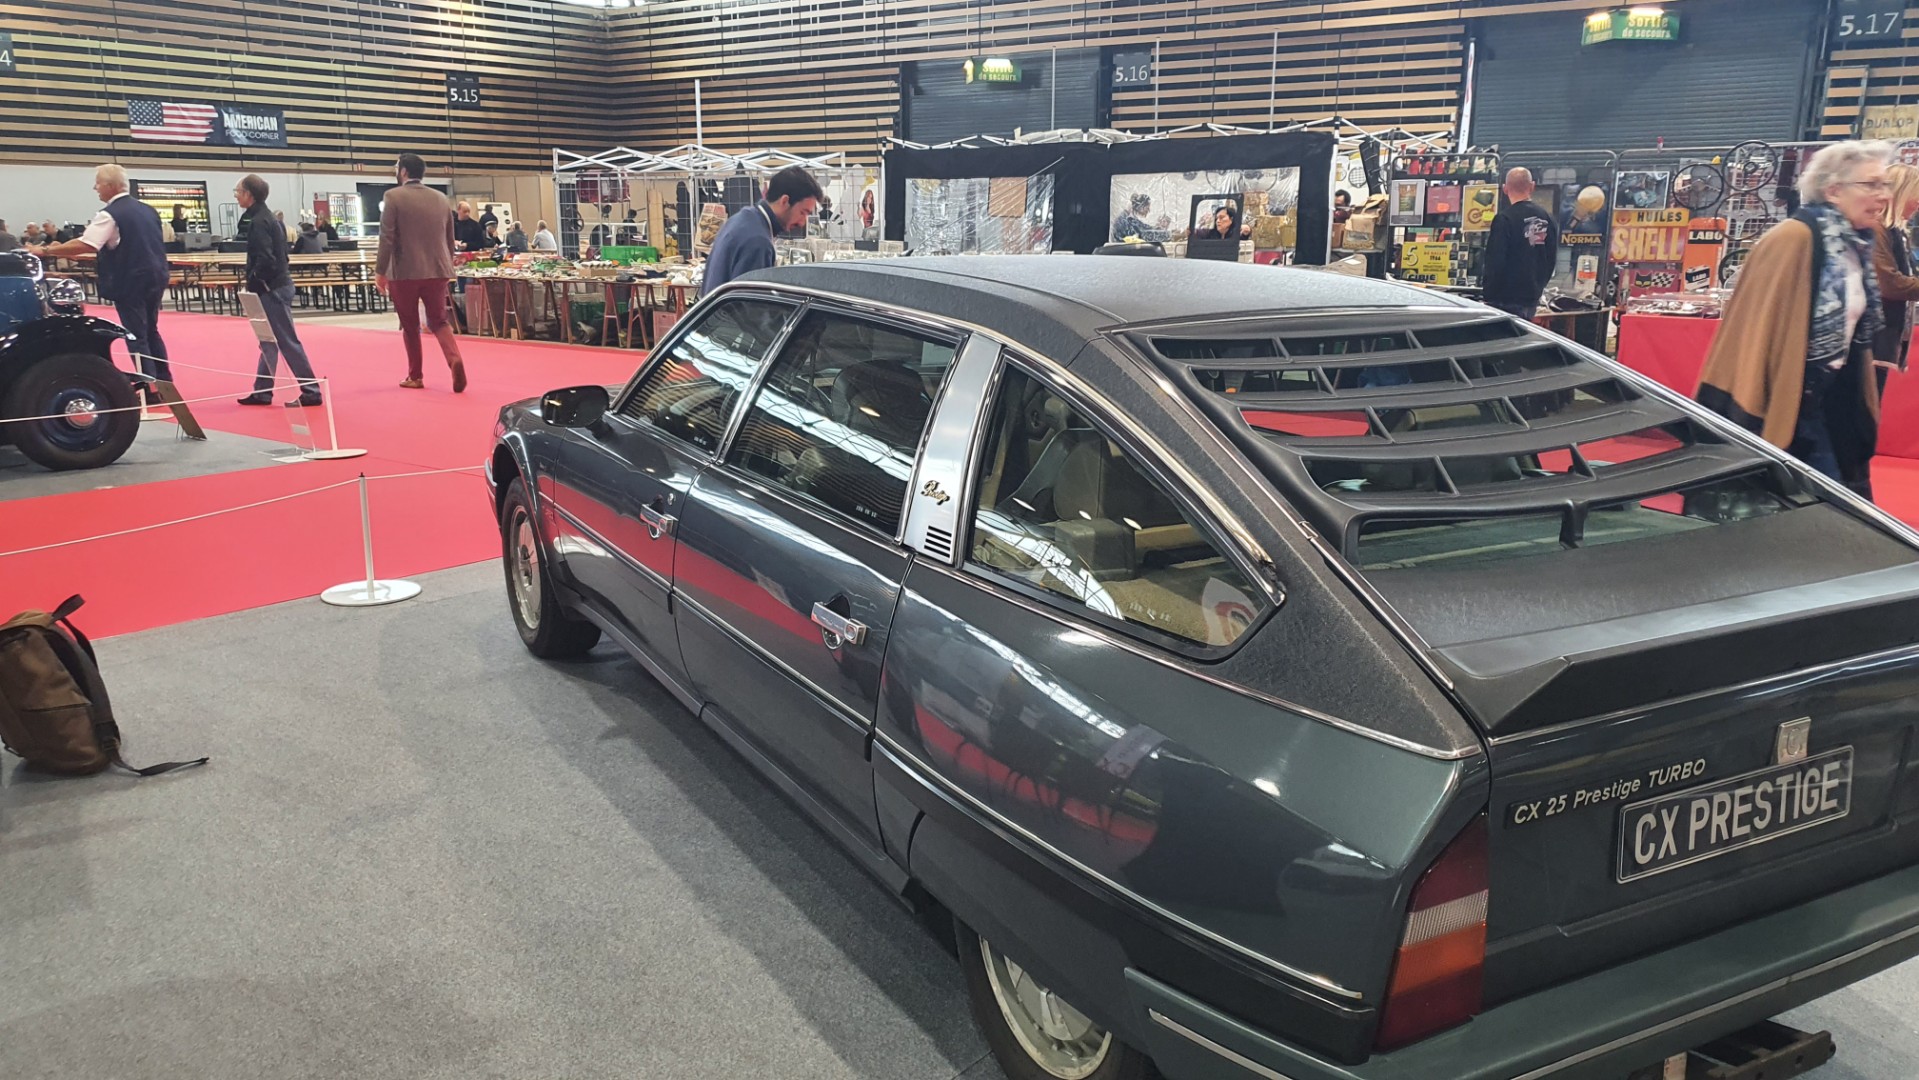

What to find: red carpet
left=0, top=308, right=639, bottom=638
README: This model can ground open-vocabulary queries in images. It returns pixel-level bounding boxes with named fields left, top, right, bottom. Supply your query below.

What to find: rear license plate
left=1616, top=747, right=1853, bottom=883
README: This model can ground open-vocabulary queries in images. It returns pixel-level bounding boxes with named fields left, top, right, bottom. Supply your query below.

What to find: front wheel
left=957, top=921, right=1157, bottom=1080
left=2, top=351, right=140, bottom=471
left=500, top=477, right=601, bottom=658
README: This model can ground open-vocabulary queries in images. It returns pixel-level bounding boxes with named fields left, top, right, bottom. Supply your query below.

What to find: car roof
left=743, top=256, right=1468, bottom=359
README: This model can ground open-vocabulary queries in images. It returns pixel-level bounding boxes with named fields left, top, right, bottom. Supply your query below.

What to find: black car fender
left=0, top=315, right=133, bottom=395
left=489, top=429, right=541, bottom=521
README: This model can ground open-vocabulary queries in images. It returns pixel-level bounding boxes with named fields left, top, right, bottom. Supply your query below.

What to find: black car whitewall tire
left=957, top=921, right=1156, bottom=1080
left=500, top=477, right=601, bottom=658
left=3, top=351, right=139, bottom=471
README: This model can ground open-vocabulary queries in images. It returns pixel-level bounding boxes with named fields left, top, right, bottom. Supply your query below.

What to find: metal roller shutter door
left=1470, top=0, right=1823, bottom=153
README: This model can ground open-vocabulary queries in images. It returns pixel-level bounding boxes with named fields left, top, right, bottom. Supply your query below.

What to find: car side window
left=727, top=309, right=958, bottom=535
left=967, top=365, right=1268, bottom=649
left=617, top=299, right=791, bottom=453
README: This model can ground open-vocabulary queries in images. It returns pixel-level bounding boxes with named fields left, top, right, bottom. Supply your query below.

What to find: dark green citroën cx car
left=486, top=256, right=1919, bottom=1080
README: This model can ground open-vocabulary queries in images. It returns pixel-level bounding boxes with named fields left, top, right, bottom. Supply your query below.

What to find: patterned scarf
left=1803, top=202, right=1884, bottom=368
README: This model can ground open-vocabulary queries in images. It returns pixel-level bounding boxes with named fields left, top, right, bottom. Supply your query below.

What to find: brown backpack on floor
left=0, top=596, right=208, bottom=777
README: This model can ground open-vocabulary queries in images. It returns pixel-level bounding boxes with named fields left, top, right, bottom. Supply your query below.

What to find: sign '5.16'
left=1835, top=0, right=1904, bottom=44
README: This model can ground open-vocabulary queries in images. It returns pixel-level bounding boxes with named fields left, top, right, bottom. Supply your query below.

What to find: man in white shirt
left=32, top=164, right=173, bottom=386
left=532, top=220, right=559, bottom=253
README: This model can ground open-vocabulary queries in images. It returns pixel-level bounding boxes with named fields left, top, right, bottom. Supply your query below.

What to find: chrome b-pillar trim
left=901, top=333, right=1003, bottom=566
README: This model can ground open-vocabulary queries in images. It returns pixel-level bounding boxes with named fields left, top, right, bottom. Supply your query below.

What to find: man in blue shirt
left=701, top=166, right=823, bottom=297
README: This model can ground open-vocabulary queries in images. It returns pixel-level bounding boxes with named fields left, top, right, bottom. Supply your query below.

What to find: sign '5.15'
left=446, top=72, right=481, bottom=109
left=1835, top=1, right=1904, bottom=43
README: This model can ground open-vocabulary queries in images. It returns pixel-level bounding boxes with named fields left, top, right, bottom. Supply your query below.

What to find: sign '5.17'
left=1835, top=1, right=1904, bottom=43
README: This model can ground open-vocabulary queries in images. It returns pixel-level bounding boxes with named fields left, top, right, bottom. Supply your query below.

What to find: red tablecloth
left=1614, top=312, right=1720, bottom=395
left=1614, top=311, right=1919, bottom=461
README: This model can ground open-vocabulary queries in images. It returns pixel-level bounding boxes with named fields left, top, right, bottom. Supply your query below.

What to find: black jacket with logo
left=242, top=202, right=293, bottom=295
left=1483, top=199, right=1560, bottom=310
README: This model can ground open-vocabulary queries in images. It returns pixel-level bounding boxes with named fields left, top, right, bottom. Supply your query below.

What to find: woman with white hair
left=1696, top=140, right=1892, bottom=498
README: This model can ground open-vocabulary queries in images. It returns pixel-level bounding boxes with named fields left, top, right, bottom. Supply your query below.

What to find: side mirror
left=540, top=384, right=610, bottom=428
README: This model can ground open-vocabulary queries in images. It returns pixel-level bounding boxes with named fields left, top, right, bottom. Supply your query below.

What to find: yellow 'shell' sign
left=1610, top=208, right=1691, bottom=263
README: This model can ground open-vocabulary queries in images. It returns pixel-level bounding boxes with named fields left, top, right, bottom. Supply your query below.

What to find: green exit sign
left=1582, top=8, right=1681, bottom=45
left=963, top=57, right=1023, bottom=84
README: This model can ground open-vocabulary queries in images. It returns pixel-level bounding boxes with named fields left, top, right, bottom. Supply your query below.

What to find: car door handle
left=811, top=602, right=868, bottom=649
left=640, top=503, right=675, bottom=540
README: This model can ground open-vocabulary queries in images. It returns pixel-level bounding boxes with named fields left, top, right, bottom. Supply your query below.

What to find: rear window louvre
left=1132, top=310, right=1811, bottom=566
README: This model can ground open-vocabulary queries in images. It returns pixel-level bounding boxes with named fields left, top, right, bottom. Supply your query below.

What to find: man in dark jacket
left=701, top=166, right=822, bottom=297
left=1482, top=167, right=1560, bottom=319
left=232, top=175, right=323, bottom=407
left=32, top=164, right=173, bottom=387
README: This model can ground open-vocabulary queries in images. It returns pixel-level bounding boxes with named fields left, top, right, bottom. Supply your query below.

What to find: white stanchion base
left=299, top=448, right=370, bottom=460
left=320, top=579, right=422, bottom=607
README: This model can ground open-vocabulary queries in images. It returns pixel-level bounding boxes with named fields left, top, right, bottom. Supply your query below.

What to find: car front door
left=541, top=296, right=797, bottom=688
left=672, top=305, right=963, bottom=846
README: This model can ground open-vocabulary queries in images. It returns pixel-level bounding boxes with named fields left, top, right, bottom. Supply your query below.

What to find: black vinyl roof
left=745, top=256, right=1467, bottom=360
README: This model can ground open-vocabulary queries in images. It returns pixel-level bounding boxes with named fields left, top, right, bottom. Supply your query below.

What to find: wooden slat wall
left=9, top=0, right=609, bottom=173
left=1820, top=2, right=1919, bottom=138
left=605, top=0, right=1632, bottom=164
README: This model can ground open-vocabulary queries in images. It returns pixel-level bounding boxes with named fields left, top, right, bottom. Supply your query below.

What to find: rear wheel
left=2, top=351, right=140, bottom=471
left=500, top=477, right=601, bottom=658
left=957, top=921, right=1156, bottom=1080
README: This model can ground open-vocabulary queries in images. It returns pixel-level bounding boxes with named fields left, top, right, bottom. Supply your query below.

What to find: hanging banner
left=1861, top=105, right=1919, bottom=143
left=1610, top=208, right=1691, bottom=263
left=127, top=99, right=288, bottom=148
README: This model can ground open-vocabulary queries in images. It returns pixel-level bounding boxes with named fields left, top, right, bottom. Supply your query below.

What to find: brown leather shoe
left=399, top=378, right=424, bottom=389
left=450, top=361, right=467, bottom=394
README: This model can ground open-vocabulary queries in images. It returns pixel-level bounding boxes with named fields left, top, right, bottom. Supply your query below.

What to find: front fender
left=0, top=314, right=133, bottom=364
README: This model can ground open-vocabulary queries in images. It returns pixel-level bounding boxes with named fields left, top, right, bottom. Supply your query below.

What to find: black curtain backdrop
left=883, top=132, right=1336, bottom=264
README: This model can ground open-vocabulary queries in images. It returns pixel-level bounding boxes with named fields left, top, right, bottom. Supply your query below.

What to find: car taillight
left=1374, top=814, right=1488, bottom=1051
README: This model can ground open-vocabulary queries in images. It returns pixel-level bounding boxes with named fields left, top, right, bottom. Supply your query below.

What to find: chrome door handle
left=640, top=504, right=676, bottom=540
left=811, top=602, right=868, bottom=649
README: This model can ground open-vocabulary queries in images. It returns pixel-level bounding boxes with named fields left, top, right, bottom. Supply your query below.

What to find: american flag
left=128, top=100, right=217, bottom=143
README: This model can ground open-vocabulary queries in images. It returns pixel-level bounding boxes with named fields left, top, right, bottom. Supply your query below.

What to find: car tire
left=956, top=920, right=1158, bottom=1080
left=3, top=351, right=139, bottom=471
left=500, top=477, right=601, bottom=658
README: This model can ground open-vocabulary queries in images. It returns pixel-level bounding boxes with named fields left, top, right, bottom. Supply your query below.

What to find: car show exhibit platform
left=0, top=308, right=638, bottom=638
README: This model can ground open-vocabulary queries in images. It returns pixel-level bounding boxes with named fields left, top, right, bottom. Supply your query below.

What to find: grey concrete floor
left=0, top=422, right=294, bottom=500
left=0, top=562, right=1910, bottom=1079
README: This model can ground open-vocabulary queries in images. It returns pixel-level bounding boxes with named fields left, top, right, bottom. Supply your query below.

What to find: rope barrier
left=0, top=384, right=315, bottom=426
left=0, top=465, right=486, bottom=561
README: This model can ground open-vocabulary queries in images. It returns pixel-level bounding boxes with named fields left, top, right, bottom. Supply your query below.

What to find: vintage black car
left=487, top=257, right=1919, bottom=1080
left=0, top=251, right=139, bottom=471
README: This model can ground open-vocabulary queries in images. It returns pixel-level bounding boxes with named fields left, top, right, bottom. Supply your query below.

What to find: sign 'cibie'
left=1611, top=208, right=1691, bottom=263
left=1583, top=8, right=1682, bottom=45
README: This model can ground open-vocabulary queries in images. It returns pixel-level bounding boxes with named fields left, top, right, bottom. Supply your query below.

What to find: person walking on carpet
left=375, top=153, right=467, bottom=392
left=30, top=164, right=173, bottom=393
left=233, top=174, right=324, bottom=408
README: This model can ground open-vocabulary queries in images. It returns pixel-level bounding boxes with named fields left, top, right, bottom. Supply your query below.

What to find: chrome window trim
left=1147, top=1010, right=1296, bottom=1080
left=902, top=333, right=1008, bottom=565
left=872, top=735, right=1366, bottom=1003
left=612, top=291, right=806, bottom=457
left=1507, top=921, right=1919, bottom=1080
left=715, top=298, right=966, bottom=542
left=675, top=589, right=875, bottom=734
left=699, top=279, right=1278, bottom=578
left=912, top=559, right=1477, bottom=762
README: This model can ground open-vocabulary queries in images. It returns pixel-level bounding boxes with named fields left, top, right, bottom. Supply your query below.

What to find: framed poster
left=1426, top=184, right=1463, bottom=217
left=1615, top=170, right=1671, bottom=210
left=1390, top=180, right=1427, bottom=226
left=1462, top=184, right=1499, bottom=232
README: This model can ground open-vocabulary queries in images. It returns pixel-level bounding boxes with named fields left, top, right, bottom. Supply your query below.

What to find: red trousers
left=389, top=278, right=466, bottom=381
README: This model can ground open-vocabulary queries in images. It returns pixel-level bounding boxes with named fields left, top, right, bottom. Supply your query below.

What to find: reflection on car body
left=488, top=256, right=1919, bottom=1080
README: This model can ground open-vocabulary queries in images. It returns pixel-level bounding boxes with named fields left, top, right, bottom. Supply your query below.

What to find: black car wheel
left=3, top=352, right=139, bottom=471
left=957, top=920, right=1157, bottom=1080
left=500, top=477, right=601, bottom=658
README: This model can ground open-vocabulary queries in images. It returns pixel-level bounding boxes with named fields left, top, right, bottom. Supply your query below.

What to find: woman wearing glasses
left=1697, top=140, right=1892, bottom=499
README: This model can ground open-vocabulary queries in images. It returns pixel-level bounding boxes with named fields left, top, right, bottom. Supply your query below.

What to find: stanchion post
left=320, top=473, right=421, bottom=608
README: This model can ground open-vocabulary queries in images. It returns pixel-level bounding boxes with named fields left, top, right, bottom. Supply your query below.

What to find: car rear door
left=542, top=295, right=798, bottom=685
left=671, top=304, right=968, bottom=847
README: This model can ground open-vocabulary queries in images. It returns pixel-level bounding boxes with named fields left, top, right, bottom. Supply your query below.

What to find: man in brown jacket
left=375, top=153, right=467, bottom=392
